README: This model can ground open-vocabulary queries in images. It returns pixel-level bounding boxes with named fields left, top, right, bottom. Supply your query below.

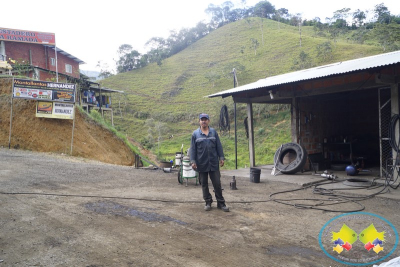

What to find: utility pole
left=233, top=68, right=238, bottom=170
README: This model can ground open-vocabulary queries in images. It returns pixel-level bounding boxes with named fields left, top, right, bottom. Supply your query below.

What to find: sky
left=2, top=0, right=400, bottom=72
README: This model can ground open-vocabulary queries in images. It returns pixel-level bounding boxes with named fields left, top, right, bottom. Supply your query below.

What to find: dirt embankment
left=0, top=78, right=134, bottom=166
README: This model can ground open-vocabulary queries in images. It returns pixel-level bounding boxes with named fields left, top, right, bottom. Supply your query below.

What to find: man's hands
left=191, top=160, right=224, bottom=169
left=191, top=163, right=197, bottom=170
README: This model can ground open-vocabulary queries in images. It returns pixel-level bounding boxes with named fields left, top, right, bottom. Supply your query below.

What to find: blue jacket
left=190, top=127, right=225, bottom=172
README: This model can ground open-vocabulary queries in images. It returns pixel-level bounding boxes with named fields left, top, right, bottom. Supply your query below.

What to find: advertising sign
left=13, top=79, right=75, bottom=103
left=319, top=212, right=398, bottom=266
left=36, top=101, right=74, bottom=120
left=0, top=27, right=55, bottom=45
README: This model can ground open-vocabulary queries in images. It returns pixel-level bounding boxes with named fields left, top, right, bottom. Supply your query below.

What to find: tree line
left=99, top=1, right=400, bottom=77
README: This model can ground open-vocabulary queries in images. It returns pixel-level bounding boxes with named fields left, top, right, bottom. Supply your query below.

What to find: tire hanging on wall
left=273, top=143, right=308, bottom=174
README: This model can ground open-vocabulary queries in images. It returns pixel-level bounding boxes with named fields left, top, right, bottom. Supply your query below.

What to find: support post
left=233, top=68, right=238, bottom=169
left=8, top=78, right=14, bottom=149
left=291, top=97, right=299, bottom=143
left=247, top=103, right=255, bottom=167
left=391, top=83, right=399, bottom=180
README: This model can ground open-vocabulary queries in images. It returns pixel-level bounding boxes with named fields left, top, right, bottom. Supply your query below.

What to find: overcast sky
left=2, top=0, right=400, bottom=72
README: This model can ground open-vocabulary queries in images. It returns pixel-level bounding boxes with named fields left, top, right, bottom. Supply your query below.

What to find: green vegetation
left=76, top=106, right=151, bottom=166
left=100, top=16, right=388, bottom=170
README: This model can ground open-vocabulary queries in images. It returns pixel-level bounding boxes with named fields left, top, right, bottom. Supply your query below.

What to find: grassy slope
left=101, top=18, right=382, bottom=169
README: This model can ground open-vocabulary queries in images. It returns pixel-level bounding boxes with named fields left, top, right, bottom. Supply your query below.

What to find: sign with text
left=13, top=79, right=75, bottom=103
left=36, top=101, right=74, bottom=120
left=0, top=27, right=55, bottom=45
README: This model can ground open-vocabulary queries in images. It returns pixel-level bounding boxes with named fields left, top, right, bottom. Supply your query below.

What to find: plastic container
left=182, top=158, right=196, bottom=178
left=175, top=152, right=183, bottom=166
left=250, top=167, right=261, bottom=183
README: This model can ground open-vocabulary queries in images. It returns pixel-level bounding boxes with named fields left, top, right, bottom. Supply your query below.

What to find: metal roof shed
left=208, top=51, right=400, bottom=175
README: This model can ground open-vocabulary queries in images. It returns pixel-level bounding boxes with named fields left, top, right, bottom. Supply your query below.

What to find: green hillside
left=101, top=17, right=382, bottom=169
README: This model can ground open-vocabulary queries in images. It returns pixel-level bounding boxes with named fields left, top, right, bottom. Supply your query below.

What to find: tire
left=178, top=169, right=183, bottom=184
left=273, top=143, right=308, bottom=174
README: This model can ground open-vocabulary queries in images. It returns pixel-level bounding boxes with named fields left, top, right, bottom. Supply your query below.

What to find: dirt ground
left=1, top=148, right=400, bottom=267
left=0, top=78, right=134, bottom=166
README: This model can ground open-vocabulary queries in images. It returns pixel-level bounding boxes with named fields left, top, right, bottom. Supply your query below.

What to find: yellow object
left=333, top=244, right=344, bottom=254
left=0, top=61, right=13, bottom=70
left=359, top=224, right=385, bottom=244
left=373, top=244, right=384, bottom=254
left=332, top=224, right=358, bottom=244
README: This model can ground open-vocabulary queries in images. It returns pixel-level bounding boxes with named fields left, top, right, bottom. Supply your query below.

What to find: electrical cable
left=268, top=175, right=393, bottom=213
left=0, top=191, right=271, bottom=204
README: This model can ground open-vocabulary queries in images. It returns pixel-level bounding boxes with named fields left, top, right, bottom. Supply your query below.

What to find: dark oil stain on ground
left=264, top=246, right=325, bottom=258
left=85, top=201, right=187, bottom=225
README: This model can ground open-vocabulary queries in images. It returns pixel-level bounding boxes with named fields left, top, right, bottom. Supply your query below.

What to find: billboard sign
left=0, top=27, right=55, bottom=45
left=36, top=101, right=74, bottom=120
left=13, top=79, right=75, bottom=103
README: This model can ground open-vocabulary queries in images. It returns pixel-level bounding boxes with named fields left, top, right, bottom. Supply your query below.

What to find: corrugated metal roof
left=208, top=50, right=400, bottom=98
left=43, top=45, right=85, bottom=64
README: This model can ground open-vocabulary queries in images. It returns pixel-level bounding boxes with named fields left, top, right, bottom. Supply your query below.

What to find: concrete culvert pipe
left=273, top=143, right=308, bottom=174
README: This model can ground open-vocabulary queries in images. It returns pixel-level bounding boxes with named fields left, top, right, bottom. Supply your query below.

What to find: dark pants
left=199, top=170, right=225, bottom=205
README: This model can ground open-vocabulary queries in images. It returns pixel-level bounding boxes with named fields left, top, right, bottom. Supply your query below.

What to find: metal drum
left=175, top=152, right=183, bottom=166
left=182, top=156, right=196, bottom=178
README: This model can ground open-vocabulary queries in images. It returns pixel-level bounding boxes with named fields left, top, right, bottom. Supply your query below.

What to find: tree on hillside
left=145, top=118, right=167, bottom=155
left=312, top=17, right=327, bottom=37
left=205, top=2, right=235, bottom=28
left=372, top=22, right=400, bottom=51
left=273, top=8, right=289, bottom=28
left=116, top=44, right=146, bottom=73
left=253, top=1, right=275, bottom=19
left=352, top=9, right=366, bottom=27
left=250, top=38, right=260, bottom=55
left=331, top=8, right=351, bottom=36
left=316, top=42, right=333, bottom=61
left=291, top=51, right=312, bottom=70
left=289, top=13, right=302, bottom=27
left=96, top=61, right=114, bottom=79
left=374, top=3, right=391, bottom=24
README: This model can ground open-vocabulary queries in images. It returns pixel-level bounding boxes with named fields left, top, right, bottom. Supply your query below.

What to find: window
left=65, top=64, right=72, bottom=73
left=50, top=58, right=56, bottom=66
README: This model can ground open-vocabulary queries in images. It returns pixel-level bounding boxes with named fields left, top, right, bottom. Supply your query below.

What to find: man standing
left=190, top=113, right=229, bottom=212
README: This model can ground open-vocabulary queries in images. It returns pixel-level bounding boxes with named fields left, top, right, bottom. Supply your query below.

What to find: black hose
left=389, top=114, right=400, bottom=152
left=244, top=117, right=248, bottom=139
left=387, top=114, right=400, bottom=189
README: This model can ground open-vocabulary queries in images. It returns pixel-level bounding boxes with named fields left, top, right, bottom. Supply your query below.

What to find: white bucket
left=182, top=159, right=196, bottom=178
left=175, top=152, right=183, bottom=166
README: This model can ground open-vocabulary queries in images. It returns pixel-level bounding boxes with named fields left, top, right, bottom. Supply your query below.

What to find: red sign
left=0, top=27, right=55, bottom=45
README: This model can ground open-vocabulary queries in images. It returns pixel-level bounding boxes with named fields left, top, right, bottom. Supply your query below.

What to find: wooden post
left=291, top=97, right=299, bottom=143
left=247, top=103, right=255, bottom=167
left=8, top=78, right=14, bottom=149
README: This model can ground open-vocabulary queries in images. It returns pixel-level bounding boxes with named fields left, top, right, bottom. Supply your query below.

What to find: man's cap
left=199, top=113, right=209, bottom=119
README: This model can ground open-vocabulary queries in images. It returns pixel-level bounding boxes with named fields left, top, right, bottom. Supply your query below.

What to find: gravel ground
left=1, top=148, right=400, bottom=267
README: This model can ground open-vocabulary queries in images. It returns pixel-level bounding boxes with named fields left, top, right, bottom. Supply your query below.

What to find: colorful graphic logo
left=319, top=212, right=398, bottom=266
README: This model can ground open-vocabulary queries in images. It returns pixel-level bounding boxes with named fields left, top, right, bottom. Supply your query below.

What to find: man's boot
left=217, top=203, right=230, bottom=212
left=204, top=201, right=212, bottom=211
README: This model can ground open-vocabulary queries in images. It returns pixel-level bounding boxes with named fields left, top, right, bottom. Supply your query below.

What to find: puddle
left=85, top=201, right=187, bottom=225
left=265, top=246, right=324, bottom=258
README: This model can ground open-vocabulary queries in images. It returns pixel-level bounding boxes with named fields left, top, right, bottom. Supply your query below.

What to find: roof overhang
left=43, top=45, right=85, bottom=65
left=208, top=50, right=400, bottom=100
